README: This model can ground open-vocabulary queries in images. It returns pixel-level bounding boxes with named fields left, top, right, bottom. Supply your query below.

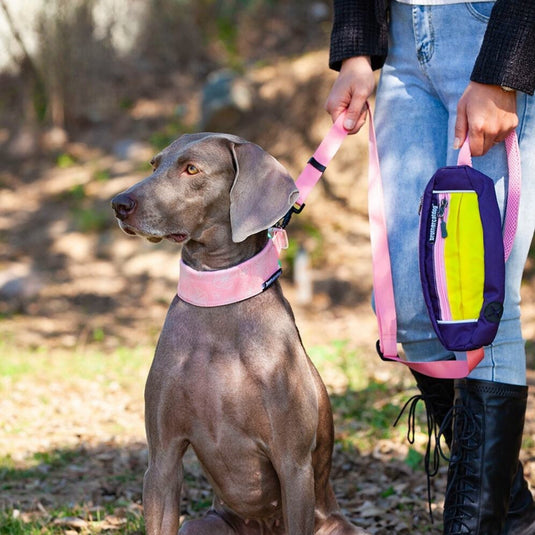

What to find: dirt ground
left=2, top=50, right=535, bottom=534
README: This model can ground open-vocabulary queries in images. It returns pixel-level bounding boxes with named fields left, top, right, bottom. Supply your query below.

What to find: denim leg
left=469, top=92, right=535, bottom=385
left=375, top=2, right=535, bottom=384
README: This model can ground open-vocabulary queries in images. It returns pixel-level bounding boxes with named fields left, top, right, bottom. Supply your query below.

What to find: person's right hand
left=325, top=56, right=376, bottom=134
left=454, top=81, right=518, bottom=156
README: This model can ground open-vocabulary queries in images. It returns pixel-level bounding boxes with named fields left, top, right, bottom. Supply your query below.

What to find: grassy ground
left=0, top=339, right=445, bottom=535
left=1, top=343, right=149, bottom=534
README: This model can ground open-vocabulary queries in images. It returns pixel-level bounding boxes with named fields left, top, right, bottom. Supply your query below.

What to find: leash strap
left=292, top=103, right=520, bottom=379
left=293, top=113, right=349, bottom=206
left=369, top=107, right=521, bottom=378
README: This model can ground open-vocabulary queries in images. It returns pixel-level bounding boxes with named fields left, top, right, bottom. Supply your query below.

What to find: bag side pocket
left=442, top=191, right=484, bottom=322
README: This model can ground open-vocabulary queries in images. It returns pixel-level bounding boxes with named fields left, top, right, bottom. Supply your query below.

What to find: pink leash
left=178, top=104, right=520, bottom=378
left=176, top=114, right=349, bottom=308
left=370, top=105, right=520, bottom=378
left=297, top=104, right=521, bottom=379
left=294, top=114, right=349, bottom=207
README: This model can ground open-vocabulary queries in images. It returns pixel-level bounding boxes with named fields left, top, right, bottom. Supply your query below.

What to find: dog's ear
left=229, top=142, right=299, bottom=243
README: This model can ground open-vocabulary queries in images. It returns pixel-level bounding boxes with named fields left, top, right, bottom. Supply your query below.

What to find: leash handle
left=367, top=105, right=397, bottom=360
left=457, top=134, right=521, bottom=261
left=368, top=109, right=482, bottom=378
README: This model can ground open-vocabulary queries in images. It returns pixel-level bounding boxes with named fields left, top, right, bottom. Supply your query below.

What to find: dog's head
left=111, top=133, right=299, bottom=244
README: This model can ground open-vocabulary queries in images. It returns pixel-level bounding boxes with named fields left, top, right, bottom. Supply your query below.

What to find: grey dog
left=111, top=132, right=369, bottom=535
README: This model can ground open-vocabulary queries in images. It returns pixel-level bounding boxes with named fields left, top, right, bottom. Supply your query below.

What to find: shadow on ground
left=1, top=386, right=448, bottom=535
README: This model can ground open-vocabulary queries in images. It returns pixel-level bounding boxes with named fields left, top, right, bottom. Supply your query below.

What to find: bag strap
left=457, top=134, right=521, bottom=261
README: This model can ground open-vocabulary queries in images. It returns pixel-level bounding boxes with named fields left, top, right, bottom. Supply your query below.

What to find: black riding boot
left=409, top=371, right=534, bottom=534
left=502, top=460, right=535, bottom=534
left=443, top=378, right=528, bottom=535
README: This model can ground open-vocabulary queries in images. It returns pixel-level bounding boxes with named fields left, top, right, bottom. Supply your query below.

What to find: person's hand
left=454, top=82, right=518, bottom=156
left=325, top=56, right=376, bottom=134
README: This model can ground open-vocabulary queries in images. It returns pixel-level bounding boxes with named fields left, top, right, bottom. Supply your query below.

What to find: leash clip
left=277, top=203, right=305, bottom=229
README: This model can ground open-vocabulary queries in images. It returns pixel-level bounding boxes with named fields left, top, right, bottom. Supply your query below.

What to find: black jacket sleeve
left=329, top=0, right=389, bottom=72
left=471, top=0, right=535, bottom=95
left=329, top=0, right=535, bottom=95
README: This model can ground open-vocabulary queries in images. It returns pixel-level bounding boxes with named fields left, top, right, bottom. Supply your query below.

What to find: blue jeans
left=374, top=1, right=535, bottom=385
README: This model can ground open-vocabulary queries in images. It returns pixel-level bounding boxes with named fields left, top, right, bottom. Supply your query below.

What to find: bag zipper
left=433, top=194, right=452, bottom=321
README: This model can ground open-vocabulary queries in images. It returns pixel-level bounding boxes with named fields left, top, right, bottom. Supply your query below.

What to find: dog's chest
left=153, top=292, right=318, bottom=430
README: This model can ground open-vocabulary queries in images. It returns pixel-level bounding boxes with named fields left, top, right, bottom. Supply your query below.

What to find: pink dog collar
left=174, top=114, right=348, bottom=309
left=177, top=236, right=284, bottom=307
left=174, top=118, right=349, bottom=309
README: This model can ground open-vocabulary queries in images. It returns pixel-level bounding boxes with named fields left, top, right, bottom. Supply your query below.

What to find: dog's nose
left=112, top=193, right=137, bottom=221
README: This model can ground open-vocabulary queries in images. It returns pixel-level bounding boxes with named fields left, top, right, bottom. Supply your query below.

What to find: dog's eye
left=186, top=164, right=200, bottom=175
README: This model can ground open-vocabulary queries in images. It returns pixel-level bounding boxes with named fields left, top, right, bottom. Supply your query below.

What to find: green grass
left=0, top=339, right=429, bottom=533
left=0, top=342, right=151, bottom=393
left=52, top=182, right=115, bottom=233
left=0, top=450, right=80, bottom=485
left=0, top=508, right=145, bottom=535
left=55, top=153, right=77, bottom=169
left=93, top=169, right=112, bottom=182
left=309, top=340, right=368, bottom=391
left=308, top=341, right=425, bottom=455
left=0, top=339, right=419, bottom=451
left=72, top=205, right=112, bottom=232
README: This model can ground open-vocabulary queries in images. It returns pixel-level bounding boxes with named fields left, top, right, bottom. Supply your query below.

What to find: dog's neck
left=177, top=230, right=285, bottom=307
left=181, top=232, right=268, bottom=272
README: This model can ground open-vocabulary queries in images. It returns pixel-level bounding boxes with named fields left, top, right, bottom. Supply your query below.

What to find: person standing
left=326, top=0, right=535, bottom=533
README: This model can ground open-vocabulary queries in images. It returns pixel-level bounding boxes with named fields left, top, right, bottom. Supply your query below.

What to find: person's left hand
left=454, top=81, right=518, bottom=156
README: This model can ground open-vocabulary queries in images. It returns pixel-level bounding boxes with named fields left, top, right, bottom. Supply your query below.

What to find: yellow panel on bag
left=444, top=192, right=484, bottom=321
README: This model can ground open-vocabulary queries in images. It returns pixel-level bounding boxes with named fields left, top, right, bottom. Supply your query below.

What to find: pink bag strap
left=457, top=133, right=521, bottom=261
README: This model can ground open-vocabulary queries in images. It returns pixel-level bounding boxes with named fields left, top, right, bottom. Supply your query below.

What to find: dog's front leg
left=278, top=458, right=316, bottom=535
left=143, top=441, right=188, bottom=535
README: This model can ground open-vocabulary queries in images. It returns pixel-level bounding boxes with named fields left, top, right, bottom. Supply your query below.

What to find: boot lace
left=394, top=393, right=445, bottom=521
left=440, top=401, right=482, bottom=534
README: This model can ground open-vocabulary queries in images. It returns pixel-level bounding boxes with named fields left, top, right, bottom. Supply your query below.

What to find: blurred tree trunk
left=0, top=0, right=48, bottom=124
